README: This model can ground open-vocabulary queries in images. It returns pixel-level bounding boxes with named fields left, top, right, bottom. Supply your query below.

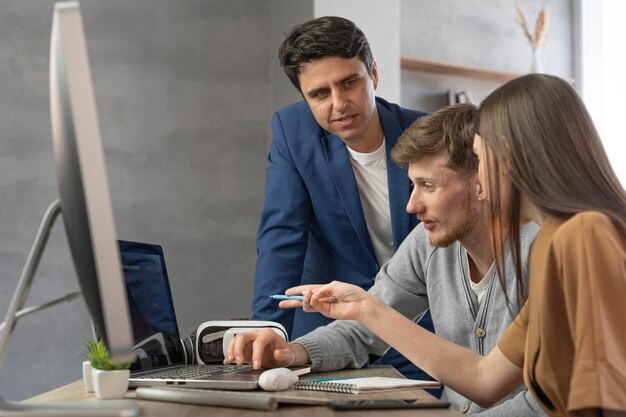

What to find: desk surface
left=29, top=367, right=461, bottom=416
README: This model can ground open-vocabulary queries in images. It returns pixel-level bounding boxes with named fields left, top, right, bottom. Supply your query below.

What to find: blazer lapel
left=322, top=132, right=377, bottom=264
left=379, top=104, right=412, bottom=250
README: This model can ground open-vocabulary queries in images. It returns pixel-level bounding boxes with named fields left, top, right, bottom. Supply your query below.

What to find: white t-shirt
left=346, top=139, right=394, bottom=266
left=469, top=263, right=495, bottom=309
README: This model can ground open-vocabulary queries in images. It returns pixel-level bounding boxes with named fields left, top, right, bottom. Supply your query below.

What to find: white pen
left=269, top=294, right=304, bottom=301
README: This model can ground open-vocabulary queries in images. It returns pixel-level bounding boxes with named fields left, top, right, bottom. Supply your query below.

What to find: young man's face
left=407, top=151, right=481, bottom=247
left=298, top=56, right=380, bottom=152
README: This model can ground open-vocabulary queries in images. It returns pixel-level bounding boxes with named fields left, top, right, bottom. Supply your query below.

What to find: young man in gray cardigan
left=226, top=104, right=545, bottom=416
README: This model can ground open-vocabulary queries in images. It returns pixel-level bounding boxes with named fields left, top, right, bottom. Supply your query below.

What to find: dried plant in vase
left=516, top=4, right=549, bottom=72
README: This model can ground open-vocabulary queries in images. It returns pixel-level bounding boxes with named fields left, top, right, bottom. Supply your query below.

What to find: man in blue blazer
left=251, top=16, right=432, bottom=378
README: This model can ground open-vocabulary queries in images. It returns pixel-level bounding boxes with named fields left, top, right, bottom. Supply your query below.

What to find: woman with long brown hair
left=473, top=73, right=626, bottom=416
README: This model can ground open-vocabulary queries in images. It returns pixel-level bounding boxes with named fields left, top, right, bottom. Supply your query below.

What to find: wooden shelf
left=401, top=56, right=521, bottom=83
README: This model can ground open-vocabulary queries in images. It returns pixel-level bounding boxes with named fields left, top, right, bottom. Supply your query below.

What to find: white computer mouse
left=258, top=368, right=299, bottom=391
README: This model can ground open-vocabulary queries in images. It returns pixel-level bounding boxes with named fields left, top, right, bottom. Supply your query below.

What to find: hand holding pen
left=272, top=282, right=372, bottom=321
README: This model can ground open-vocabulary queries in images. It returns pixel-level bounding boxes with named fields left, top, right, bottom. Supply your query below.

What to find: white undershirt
left=346, top=138, right=394, bottom=266
left=468, top=262, right=495, bottom=309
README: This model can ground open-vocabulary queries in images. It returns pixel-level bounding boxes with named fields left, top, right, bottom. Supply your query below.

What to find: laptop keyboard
left=135, top=364, right=253, bottom=380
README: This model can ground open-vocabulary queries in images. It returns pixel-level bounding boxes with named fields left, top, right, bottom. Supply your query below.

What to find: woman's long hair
left=477, top=74, right=626, bottom=307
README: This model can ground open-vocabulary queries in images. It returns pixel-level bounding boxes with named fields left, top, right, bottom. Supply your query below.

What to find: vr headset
left=181, top=320, right=288, bottom=365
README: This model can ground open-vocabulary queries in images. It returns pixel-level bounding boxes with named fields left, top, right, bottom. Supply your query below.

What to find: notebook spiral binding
left=293, top=380, right=357, bottom=394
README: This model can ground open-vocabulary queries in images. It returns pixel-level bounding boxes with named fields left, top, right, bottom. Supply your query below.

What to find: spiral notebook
left=293, top=376, right=441, bottom=394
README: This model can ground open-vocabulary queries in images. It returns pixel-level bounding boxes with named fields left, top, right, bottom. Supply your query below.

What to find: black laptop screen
left=118, top=240, right=186, bottom=372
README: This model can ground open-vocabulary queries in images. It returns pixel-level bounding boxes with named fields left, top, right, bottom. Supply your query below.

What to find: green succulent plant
left=83, top=338, right=132, bottom=371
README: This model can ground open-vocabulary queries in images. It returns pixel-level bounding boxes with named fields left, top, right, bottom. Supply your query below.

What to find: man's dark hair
left=278, top=16, right=374, bottom=92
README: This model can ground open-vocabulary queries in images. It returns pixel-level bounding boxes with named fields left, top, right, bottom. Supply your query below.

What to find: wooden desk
left=29, top=367, right=461, bottom=416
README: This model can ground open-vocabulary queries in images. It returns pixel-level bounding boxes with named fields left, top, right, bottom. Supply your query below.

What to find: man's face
left=407, top=152, right=481, bottom=247
left=298, top=56, right=379, bottom=151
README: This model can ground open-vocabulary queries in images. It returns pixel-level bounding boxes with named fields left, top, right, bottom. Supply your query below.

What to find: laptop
left=118, top=240, right=309, bottom=390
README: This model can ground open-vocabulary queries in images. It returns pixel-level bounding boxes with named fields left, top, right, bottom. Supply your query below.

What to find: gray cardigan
left=295, top=222, right=545, bottom=416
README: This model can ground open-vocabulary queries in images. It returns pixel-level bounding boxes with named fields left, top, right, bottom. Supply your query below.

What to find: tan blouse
left=498, top=212, right=626, bottom=417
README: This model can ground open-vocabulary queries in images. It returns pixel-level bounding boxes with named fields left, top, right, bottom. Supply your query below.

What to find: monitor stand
left=0, top=200, right=140, bottom=417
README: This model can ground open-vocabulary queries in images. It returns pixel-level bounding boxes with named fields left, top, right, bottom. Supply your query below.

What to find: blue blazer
left=251, top=97, right=425, bottom=339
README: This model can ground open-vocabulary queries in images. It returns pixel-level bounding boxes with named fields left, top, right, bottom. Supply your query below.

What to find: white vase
left=531, top=48, right=543, bottom=73
left=91, top=368, right=130, bottom=400
left=82, top=361, right=94, bottom=392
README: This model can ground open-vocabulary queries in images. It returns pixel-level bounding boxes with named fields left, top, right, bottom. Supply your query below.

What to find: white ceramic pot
left=82, top=361, right=94, bottom=392
left=91, top=368, right=130, bottom=400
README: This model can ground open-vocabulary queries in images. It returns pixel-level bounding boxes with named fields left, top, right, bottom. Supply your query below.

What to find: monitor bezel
left=49, top=1, right=134, bottom=363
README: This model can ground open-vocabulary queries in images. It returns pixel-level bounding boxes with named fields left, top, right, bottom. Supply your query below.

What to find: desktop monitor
left=49, top=1, right=134, bottom=363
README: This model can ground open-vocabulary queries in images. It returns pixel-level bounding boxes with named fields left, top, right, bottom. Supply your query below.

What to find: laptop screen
left=118, top=240, right=186, bottom=372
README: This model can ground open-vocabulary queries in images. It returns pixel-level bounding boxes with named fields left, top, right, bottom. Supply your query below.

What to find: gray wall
left=0, top=0, right=574, bottom=401
left=0, top=0, right=275, bottom=400
left=401, top=0, right=574, bottom=111
left=270, top=0, right=313, bottom=112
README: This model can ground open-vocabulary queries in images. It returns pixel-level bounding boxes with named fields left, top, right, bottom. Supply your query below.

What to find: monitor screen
left=49, top=1, right=134, bottom=363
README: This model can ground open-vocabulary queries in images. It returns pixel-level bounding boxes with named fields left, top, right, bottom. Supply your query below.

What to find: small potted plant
left=84, top=338, right=133, bottom=399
